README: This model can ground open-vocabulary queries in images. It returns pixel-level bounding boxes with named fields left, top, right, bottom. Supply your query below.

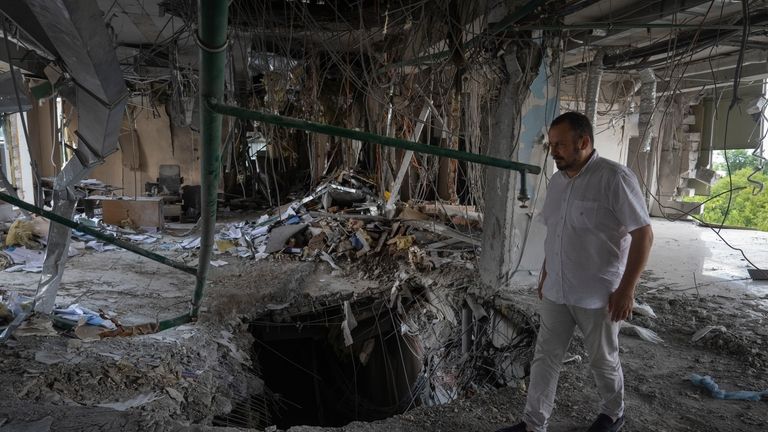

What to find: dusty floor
left=1, top=218, right=767, bottom=431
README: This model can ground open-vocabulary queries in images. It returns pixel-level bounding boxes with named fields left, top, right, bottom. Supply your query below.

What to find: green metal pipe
left=206, top=101, right=542, bottom=175
left=510, top=23, right=768, bottom=31
left=0, top=191, right=197, bottom=275
left=194, top=0, right=228, bottom=319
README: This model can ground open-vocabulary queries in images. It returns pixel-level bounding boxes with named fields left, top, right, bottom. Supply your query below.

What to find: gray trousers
left=522, top=297, right=625, bottom=432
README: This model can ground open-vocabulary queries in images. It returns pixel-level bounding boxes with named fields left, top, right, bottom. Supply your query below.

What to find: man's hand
left=609, top=225, right=652, bottom=321
left=607, top=287, right=634, bottom=321
left=537, top=261, right=547, bottom=300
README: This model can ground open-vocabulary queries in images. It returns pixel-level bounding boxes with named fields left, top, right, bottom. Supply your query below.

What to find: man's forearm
left=617, top=224, right=653, bottom=294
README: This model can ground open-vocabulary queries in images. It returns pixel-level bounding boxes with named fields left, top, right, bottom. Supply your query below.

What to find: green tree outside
left=713, top=149, right=767, bottom=173
left=686, top=168, right=768, bottom=231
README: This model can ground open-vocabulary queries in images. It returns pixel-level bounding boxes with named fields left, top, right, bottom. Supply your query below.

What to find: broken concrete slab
left=265, top=223, right=308, bottom=253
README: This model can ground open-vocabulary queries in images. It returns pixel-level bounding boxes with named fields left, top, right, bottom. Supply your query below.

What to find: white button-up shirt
left=539, top=150, right=651, bottom=309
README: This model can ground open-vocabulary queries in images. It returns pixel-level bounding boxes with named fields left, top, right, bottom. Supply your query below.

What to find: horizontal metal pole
left=206, top=101, right=541, bottom=175
left=515, top=23, right=768, bottom=31
left=0, top=191, right=197, bottom=276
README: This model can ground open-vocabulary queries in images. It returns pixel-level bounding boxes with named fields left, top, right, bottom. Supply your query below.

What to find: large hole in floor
left=250, top=304, right=424, bottom=428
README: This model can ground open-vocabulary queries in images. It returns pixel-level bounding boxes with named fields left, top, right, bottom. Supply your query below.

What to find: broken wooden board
left=418, top=203, right=483, bottom=223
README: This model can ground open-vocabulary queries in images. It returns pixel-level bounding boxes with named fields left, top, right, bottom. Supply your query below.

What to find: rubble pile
left=0, top=321, right=261, bottom=426
left=168, top=169, right=483, bottom=272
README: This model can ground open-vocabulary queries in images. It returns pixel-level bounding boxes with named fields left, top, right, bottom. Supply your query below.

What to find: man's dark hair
left=550, top=112, right=594, bottom=145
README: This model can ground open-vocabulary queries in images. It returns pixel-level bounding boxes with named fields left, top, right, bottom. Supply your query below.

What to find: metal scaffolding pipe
left=205, top=100, right=542, bottom=175
left=194, top=0, right=229, bottom=319
left=585, top=50, right=604, bottom=126
left=0, top=191, right=197, bottom=275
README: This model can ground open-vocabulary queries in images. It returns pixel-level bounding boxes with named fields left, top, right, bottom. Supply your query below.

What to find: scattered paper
left=180, top=237, right=201, bottom=249
left=2, top=247, right=44, bottom=273
left=85, top=241, right=117, bottom=252
left=53, top=305, right=117, bottom=330
left=125, top=234, right=158, bottom=244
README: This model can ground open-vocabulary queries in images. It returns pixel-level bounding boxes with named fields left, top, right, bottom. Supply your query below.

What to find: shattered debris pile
left=201, top=169, right=483, bottom=272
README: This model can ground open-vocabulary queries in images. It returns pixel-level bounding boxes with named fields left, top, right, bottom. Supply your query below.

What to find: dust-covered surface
left=1, top=220, right=767, bottom=432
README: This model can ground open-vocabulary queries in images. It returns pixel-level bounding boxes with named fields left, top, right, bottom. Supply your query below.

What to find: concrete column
left=479, top=41, right=559, bottom=291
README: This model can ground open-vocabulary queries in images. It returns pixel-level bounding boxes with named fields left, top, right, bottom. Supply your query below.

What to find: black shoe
left=495, top=421, right=528, bottom=432
left=587, top=414, right=625, bottom=432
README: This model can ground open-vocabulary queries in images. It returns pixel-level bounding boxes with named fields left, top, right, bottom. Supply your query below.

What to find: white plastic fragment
left=341, top=300, right=358, bottom=347
left=620, top=322, right=664, bottom=344
left=632, top=300, right=657, bottom=318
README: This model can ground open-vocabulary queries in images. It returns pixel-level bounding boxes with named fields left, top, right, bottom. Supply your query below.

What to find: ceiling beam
left=658, top=62, right=768, bottom=94
left=0, top=36, right=48, bottom=76
left=660, top=49, right=767, bottom=77
left=0, top=3, right=57, bottom=57
left=564, top=0, right=714, bottom=52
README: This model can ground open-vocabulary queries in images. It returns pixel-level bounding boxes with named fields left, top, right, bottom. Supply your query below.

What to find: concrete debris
left=149, top=168, right=483, bottom=272
left=165, top=387, right=185, bottom=404
left=13, top=316, right=58, bottom=337
left=691, top=325, right=728, bottom=343
left=265, top=223, right=309, bottom=253
left=34, top=350, right=79, bottom=365
left=96, top=392, right=162, bottom=411
left=213, top=331, right=250, bottom=365
left=0, top=416, right=53, bottom=432
left=74, top=325, right=107, bottom=341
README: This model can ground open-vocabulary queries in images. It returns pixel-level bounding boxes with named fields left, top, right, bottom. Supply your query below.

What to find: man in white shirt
left=496, top=112, right=654, bottom=432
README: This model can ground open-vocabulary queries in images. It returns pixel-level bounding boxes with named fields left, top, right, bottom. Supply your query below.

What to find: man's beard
left=553, top=158, right=569, bottom=171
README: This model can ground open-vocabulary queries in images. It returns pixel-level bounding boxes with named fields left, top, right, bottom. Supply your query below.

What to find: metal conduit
left=585, top=50, right=604, bottom=126
left=205, top=100, right=542, bottom=175
left=194, top=0, right=229, bottom=319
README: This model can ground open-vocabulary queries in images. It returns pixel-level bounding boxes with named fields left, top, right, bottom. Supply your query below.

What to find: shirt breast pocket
left=569, top=199, right=599, bottom=228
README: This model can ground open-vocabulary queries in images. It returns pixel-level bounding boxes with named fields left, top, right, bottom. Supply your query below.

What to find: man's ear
left=579, top=135, right=591, bottom=150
